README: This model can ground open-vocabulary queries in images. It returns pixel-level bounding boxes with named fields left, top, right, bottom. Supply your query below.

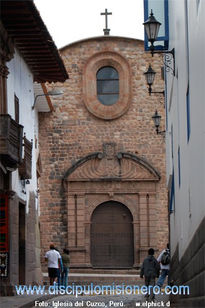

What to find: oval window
left=96, top=66, right=119, bottom=106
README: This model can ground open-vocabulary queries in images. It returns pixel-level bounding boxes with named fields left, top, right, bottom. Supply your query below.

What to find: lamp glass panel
left=147, top=72, right=155, bottom=85
left=145, top=22, right=160, bottom=41
left=150, top=23, right=160, bottom=41
left=153, top=114, right=161, bottom=127
left=144, top=66, right=156, bottom=85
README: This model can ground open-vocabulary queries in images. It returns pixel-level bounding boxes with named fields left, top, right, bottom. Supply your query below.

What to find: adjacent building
left=0, top=0, right=68, bottom=295
left=144, top=0, right=205, bottom=306
left=166, top=1, right=205, bottom=307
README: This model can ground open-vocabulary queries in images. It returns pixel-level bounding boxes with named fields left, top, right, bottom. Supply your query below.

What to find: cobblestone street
left=1, top=283, right=170, bottom=308
left=31, top=293, right=170, bottom=308
left=1, top=294, right=170, bottom=308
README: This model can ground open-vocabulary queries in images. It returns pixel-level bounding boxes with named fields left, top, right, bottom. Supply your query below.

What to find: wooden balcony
left=0, top=114, right=23, bottom=168
left=19, top=135, right=32, bottom=179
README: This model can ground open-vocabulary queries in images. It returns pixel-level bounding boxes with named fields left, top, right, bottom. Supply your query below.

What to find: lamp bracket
left=156, top=128, right=166, bottom=135
left=148, top=85, right=164, bottom=96
left=150, top=90, right=164, bottom=96
left=152, top=91, right=164, bottom=95
left=152, top=48, right=175, bottom=76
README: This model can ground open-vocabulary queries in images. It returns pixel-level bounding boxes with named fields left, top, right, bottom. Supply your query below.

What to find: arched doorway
left=91, top=201, right=134, bottom=268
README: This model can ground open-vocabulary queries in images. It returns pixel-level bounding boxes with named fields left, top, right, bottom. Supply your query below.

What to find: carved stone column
left=138, top=192, right=149, bottom=262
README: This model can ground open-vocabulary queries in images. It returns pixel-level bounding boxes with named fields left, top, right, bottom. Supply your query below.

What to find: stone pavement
left=32, top=293, right=170, bottom=308
left=0, top=273, right=170, bottom=308
left=0, top=294, right=54, bottom=308
left=0, top=295, right=169, bottom=308
left=0, top=289, right=170, bottom=308
left=31, top=293, right=170, bottom=308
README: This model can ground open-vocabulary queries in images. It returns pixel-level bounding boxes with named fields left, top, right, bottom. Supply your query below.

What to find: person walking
left=45, top=243, right=61, bottom=285
left=140, top=248, right=160, bottom=300
left=54, top=247, right=63, bottom=287
left=61, top=248, right=70, bottom=288
left=157, top=243, right=170, bottom=288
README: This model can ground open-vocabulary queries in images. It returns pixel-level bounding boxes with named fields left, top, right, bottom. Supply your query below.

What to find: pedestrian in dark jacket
left=140, top=248, right=160, bottom=300
left=61, top=248, right=70, bottom=288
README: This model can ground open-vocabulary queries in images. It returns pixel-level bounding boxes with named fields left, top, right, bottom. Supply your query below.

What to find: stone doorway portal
left=91, top=201, right=134, bottom=268
left=64, top=145, right=161, bottom=268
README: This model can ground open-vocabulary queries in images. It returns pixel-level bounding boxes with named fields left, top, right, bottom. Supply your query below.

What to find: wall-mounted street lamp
left=32, top=88, right=63, bottom=110
left=143, top=10, right=175, bottom=75
left=144, top=65, right=164, bottom=96
left=152, top=110, right=165, bottom=135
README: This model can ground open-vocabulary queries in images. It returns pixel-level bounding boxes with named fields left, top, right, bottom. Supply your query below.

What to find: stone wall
left=39, top=36, right=168, bottom=269
left=170, top=217, right=205, bottom=307
left=26, top=192, right=43, bottom=285
left=9, top=194, right=19, bottom=286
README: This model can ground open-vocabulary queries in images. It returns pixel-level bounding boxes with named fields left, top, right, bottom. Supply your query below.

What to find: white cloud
left=34, top=0, right=144, bottom=48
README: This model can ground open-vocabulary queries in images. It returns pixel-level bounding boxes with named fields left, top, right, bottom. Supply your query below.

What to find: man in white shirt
left=45, top=243, right=61, bottom=285
left=157, top=243, right=170, bottom=287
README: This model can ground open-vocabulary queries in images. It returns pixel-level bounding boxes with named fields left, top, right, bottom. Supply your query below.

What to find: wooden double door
left=91, top=201, right=134, bottom=268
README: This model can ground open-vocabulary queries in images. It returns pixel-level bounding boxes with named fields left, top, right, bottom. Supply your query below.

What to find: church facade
left=39, top=36, right=168, bottom=269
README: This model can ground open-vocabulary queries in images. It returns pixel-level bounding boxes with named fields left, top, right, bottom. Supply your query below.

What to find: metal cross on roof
left=101, top=8, right=112, bottom=35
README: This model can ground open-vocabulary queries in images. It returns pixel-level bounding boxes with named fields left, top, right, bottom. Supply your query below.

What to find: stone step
left=43, top=272, right=142, bottom=286
left=69, top=269, right=140, bottom=275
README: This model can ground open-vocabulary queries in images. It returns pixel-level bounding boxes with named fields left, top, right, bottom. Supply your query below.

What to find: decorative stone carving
left=103, top=142, right=116, bottom=159
left=64, top=144, right=160, bottom=182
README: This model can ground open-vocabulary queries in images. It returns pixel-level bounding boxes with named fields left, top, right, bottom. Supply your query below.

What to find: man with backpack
left=157, top=243, right=170, bottom=287
left=140, top=248, right=160, bottom=300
